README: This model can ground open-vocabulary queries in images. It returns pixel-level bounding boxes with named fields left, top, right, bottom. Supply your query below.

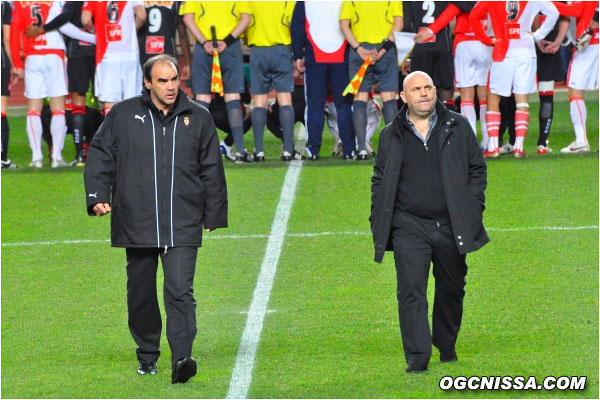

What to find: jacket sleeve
left=371, top=125, right=389, bottom=222
left=533, top=2, right=559, bottom=42
left=428, top=3, right=460, bottom=35
left=290, top=1, right=306, bottom=60
left=465, top=120, right=487, bottom=212
left=83, top=110, right=117, bottom=216
left=198, top=113, right=228, bottom=230
left=468, top=2, right=493, bottom=46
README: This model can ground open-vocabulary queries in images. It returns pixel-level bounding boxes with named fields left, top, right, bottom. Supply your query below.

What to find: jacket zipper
left=148, top=110, right=161, bottom=248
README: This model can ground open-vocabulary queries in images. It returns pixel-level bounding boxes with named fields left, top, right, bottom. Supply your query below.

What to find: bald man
left=370, top=71, right=489, bottom=373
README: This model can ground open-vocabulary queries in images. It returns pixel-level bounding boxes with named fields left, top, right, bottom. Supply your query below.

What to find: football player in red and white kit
left=82, top=1, right=146, bottom=116
left=10, top=1, right=88, bottom=168
left=553, top=1, right=598, bottom=154
left=415, top=2, right=493, bottom=149
left=470, top=1, right=558, bottom=158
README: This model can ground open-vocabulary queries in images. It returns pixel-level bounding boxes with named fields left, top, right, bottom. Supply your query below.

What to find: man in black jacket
left=84, top=54, right=228, bottom=384
left=370, top=71, right=488, bottom=374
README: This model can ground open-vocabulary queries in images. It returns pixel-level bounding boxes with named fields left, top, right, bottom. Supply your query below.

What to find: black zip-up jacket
left=84, top=88, right=228, bottom=248
left=370, top=101, right=489, bottom=263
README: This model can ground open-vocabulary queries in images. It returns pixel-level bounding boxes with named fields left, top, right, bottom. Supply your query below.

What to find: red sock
left=485, top=111, right=501, bottom=150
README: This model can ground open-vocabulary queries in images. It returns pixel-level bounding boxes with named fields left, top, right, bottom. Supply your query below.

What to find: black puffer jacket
left=370, top=101, right=489, bottom=263
left=84, top=89, right=228, bottom=248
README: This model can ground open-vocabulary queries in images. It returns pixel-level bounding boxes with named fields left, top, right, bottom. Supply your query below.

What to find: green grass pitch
left=1, top=92, right=598, bottom=398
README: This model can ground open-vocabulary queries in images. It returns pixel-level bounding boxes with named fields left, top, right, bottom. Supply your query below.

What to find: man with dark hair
left=84, top=54, right=228, bottom=384
left=370, top=71, right=488, bottom=374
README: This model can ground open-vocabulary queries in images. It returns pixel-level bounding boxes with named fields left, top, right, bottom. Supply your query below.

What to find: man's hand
left=401, top=60, right=411, bottom=75
left=205, top=228, right=211, bottom=233
left=180, top=65, right=190, bottom=81
left=294, top=58, right=305, bottom=73
left=203, top=42, right=215, bottom=55
left=217, top=40, right=227, bottom=53
left=92, top=202, right=111, bottom=217
left=538, top=39, right=560, bottom=54
left=356, top=46, right=372, bottom=62
left=371, top=48, right=386, bottom=62
left=414, top=29, right=433, bottom=44
left=12, top=67, right=24, bottom=79
left=25, top=25, right=44, bottom=38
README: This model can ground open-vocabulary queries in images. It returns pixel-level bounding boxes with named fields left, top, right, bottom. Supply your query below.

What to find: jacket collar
left=392, top=99, right=453, bottom=137
left=141, top=88, right=192, bottom=120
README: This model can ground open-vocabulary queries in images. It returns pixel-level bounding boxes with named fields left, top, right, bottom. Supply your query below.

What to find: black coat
left=84, top=89, right=228, bottom=248
left=370, top=101, right=489, bottom=263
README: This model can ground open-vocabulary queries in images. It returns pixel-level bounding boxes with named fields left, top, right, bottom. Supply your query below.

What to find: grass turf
left=1, top=92, right=598, bottom=398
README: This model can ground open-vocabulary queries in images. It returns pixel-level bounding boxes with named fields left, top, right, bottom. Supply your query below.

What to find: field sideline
left=1, top=93, right=598, bottom=399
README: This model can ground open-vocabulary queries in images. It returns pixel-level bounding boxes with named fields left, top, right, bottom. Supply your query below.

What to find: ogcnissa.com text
left=439, top=375, right=586, bottom=391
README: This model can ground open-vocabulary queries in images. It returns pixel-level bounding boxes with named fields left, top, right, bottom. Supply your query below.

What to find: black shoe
left=253, top=151, right=265, bottom=161
left=307, top=153, right=320, bottom=161
left=235, top=152, right=253, bottom=164
left=440, top=350, right=458, bottom=363
left=1, top=159, right=18, bottom=169
left=343, top=153, right=355, bottom=161
left=137, top=361, right=157, bottom=375
left=281, top=150, right=305, bottom=161
left=356, top=151, right=370, bottom=161
left=171, top=357, right=197, bottom=384
left=406, top=363, right=428, bottom=373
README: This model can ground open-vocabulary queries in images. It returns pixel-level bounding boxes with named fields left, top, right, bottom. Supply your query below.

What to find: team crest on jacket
left=184, top=116, right=190, bottom=126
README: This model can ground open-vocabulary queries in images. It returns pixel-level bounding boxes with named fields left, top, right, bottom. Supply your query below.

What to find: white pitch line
left=1, top=226, right=598, bottom=247
left=226, top=159, right=303, bottom=400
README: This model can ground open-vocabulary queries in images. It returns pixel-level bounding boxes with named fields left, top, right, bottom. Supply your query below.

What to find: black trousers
left=391, top=212, right=468, bottom=366
left=125, top=247, right=198, bottom=365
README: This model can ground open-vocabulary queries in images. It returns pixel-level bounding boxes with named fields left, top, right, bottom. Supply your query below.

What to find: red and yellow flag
left=211, top=50, right=224, bottom=96
left=342, top=57, right=373, bottom=96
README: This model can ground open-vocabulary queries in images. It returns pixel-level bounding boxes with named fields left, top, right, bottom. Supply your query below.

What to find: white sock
left=569, top=98, right=587, bottom=144
left=50, top=111, right=67, bottom=161
left=460, top=101, right=477, bottom=138
left=514, top=136, right=524, bottom=150
left=480, top=103, right=488, bottom=148
left=26, top=111, right=43, bottom=161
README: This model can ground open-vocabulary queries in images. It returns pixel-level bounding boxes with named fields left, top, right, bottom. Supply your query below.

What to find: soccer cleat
left=406, top=362, right=428, bottom=373
left=343, top=152, right=355, bottom=160
left=253, top=151, right=265, bottom=162
left=560, top=141, right=590, bottom=154
left=483, top=148, right=500, bottom=159
left=235, top=152, right=253, bottom=164
left=537, top=145, right=552, bottom=155
left=219, top=141, right=236, bottom=161
left=513, top=149, right=527, bottom=158
left=498, top=142, right=514, bottom=155
left=70, top=155, right=86, bottom=167
left=356, top=150, right=370, bottom=161
left=29, top=159, right=43, bottom=168
left=281, top=150, right=305, bottom=161
left=365, top=140, right=375, bottom=156
left=440, top=349, right=458, bottom=363
left=137, top=361, right=157, bottom=375
left=332, top=140, right=343, bottom=157
left=51, top=158, right=69, bottom=168
left=307, top=153, right=320, bottom=161
left=1, top=159, right=18, bottom=169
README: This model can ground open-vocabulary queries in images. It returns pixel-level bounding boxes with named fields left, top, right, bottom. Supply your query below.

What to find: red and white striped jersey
left=469, top=1, right=559, bottom=62
left=426, top=3, right=493, bottom=52
left=82, top=1, right=143, bottom=65
left=553, top=1, right=599, bottom=46
left=10, top=1, right=66, bottom=69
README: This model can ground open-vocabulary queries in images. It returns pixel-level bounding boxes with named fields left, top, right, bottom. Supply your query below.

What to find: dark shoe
left=253, top=151, right=265, bottom=162
left=406, top=363, right=428, bottom=373
left=307, top=153, right=320, bottom=161
left=137, top=361, right=157, bottom=375
left=440, top=350, right=458, bottom=363
left=343, top=153, right=355, bottom=161
left=172, top=357, right=197, bottom=384
left=1, top=159, right=18, bottom=169
left=356, top=150, right=370, bottom=161
left=69, top=155, right=85, bottom=167
left=235, top=151, right=253, bottom=164
left=281, top=150, right=305, bottom=161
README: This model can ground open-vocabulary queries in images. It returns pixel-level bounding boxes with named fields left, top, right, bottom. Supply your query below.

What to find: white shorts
left=567, top=44, right=599, bottom=91
left=95, top=60, right=142, bottom=103
left=488, top=57, right=537, bottom=97
left=24, top=54, right=68, bottom=99
left=454, top=40, right=492, bottom=88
